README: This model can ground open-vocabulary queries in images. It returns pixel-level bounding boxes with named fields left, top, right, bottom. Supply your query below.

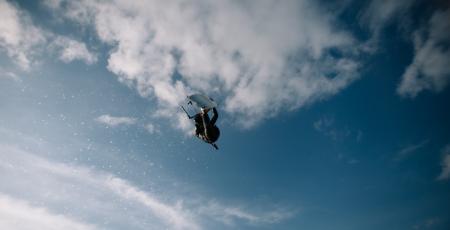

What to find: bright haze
left=0, top=0, right=449, bottom=229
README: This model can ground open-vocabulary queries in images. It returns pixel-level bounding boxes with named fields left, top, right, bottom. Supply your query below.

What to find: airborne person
left=181, top=94, right=220, bottom=149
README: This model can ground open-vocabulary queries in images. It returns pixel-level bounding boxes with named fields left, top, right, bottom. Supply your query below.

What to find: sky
left=0, top=0, right=449, bottom=229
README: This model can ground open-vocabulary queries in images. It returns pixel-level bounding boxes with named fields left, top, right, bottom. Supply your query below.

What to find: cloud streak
left=0, top=143, right=294, bottom=230
left=0, top=143, right=196, bottom=229
left=394, top=140, right=429, bottom=161
left=198, top=201, right=295, bottom=226
left=95, top=114, right=137, bottom=127
left=0, top=194, right=96, bottom=230
left=106, top=177, right=200, bottom=230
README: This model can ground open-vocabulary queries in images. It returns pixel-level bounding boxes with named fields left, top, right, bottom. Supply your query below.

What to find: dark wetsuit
left=194, top=108, right=220, bottom=143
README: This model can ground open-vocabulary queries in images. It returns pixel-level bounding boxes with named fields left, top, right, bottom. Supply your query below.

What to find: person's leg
left=194, top=113, right=204, bottom=136
left=201, top=112, right=211, bottom=140
left=203, top=108, right=219, bottom=141
left=209, top=108, right=218, bottom=126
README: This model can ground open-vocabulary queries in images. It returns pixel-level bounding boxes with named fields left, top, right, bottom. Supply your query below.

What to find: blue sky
left=0, top=0, right=449, bottom=229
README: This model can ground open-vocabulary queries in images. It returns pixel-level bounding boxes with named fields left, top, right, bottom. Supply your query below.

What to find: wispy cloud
left=397, top=9, right=450, bottom=98
left=95, top=116, right=162, bottom=135
left=106, top=177, right=200, bottom=230
left=52, top=36, right=97, bottom=65
left=356, top=130, right=363, bottom=142
left=313, top=116, right=352, bottom=141
left=0, top=143, right=195, bottom=229
left=359, top=1, right=450, bottom=98
left=359, top=0, right=415, bottom=52
left=413, top=217, right=442, bottom=229
left=360, top=0, right=414, bottom=33
left=0, top=194, right=97, bottom=230
left=95, top=114, right=137, bottom=127
left=198, top=200, right=295, bottom=226
left=0, top=68, right=20, bottom=81
left=394, top=140, right=429, bottom=161
left=0, top=143, right=295, bottom=230
left=144, top=123, right=159, bottom=134
left=437, top=144, right=450, bottom=181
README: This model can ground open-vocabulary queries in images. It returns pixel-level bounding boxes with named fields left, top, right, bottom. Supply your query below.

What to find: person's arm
left=210, top=108, right=219, bottom=126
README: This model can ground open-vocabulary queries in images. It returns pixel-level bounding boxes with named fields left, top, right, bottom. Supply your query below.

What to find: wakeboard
left=187, top=94, right=217, bottom=109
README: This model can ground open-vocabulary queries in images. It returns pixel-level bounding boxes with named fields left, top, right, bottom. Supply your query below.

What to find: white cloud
left=397, top=9, right=450, bottom=98
left=437, top=144, right=450, bottom=180
left=53, top=36, right=97, bottom=64
left=0, top=0, right=97, bottom=71
left=0, top=194, right=96, bottom=230
left=46, top=0, right=361, bottom=128
left=95, top=114, right=137, bottom=127
left=0, top=0, right=46, bottom=70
